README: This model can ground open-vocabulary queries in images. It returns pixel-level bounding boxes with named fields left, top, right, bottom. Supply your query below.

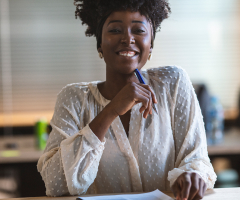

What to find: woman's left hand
left=171, top=172, right=207, bottom=200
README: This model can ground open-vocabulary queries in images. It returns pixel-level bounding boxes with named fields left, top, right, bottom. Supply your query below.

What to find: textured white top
left=37, top=66, right=217, bottom=197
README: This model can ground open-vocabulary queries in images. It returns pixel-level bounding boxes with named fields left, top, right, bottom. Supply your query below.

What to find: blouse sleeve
left=37, top=85, right=105, bottom=196
left=167, top=67, right=217, bottom=189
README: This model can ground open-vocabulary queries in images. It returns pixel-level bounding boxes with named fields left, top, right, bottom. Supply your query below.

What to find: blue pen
left=134, top=69, right=158, bottom=115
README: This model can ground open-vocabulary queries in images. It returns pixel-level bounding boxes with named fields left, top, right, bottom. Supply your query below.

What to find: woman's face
left=100, top=10, right=152, bottom=74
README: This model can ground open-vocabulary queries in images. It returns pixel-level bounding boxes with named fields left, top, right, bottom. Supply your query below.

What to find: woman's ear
left=149, top=46, right=153, bottom=53
left=98, top=47, right=103, bottom=59
left=98, top=47, right=102, bottom=53
left=148, top=46, right=153, bottom=61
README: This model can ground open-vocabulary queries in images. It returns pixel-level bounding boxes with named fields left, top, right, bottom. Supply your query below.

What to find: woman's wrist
left=104, top=102, right=119, bottom=118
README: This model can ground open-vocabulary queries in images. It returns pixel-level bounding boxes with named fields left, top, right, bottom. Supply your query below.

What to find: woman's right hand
left=108, top=82, right=158, bottom=118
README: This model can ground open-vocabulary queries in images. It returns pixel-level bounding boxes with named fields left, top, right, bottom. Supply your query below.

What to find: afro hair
left=74, top=0, right=171, bottom=49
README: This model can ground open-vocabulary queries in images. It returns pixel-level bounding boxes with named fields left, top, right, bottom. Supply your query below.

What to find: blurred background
left=1, top=0, right=240, bottom=198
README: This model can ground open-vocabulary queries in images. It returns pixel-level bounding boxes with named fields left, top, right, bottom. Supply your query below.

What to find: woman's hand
left=109, top=82, right=157, bottom=118
left=171, top=172, right=207, bottom=200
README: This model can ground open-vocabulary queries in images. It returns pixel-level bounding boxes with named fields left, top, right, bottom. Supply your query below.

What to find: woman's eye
left=109, top=29, right=121, bottom=33
left=135, top=29, right=145, bottom=33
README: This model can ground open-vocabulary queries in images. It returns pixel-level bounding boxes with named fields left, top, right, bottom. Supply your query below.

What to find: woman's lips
left=118, top=51, right=136, bottom=57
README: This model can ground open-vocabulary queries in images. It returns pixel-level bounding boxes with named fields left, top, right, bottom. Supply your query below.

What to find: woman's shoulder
left=144, top=65, right=189, bottom=79
left=143, top=65, right=193, bottom=95
left=56, top=81, right=100, bottom=99
left=146, top=65, right=191, bottom=83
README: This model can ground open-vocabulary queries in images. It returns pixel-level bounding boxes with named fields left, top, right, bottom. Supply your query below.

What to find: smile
left=118, top=51, right=137, bottom=57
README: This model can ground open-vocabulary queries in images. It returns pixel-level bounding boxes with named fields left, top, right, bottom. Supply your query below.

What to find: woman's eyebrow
left=107, top=20, right=122, bottom=26
left=132, top=20, right=146, bottom=25
left=107, top=20, right=146, bottom=26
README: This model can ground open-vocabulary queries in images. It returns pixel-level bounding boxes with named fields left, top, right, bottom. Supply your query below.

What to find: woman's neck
left=97, top=67, right=140, bottom=101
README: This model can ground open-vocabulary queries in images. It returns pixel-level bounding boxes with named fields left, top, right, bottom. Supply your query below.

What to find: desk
left=1, top=128, right=240, bottom=163
left=0, top=136, right=43, bottom=164
left=1, top=129, right=240, bottom=197
left=2, top=188, right=240, bottom=200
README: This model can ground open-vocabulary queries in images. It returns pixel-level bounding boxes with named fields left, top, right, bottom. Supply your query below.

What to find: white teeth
left=119, top=51, right=136, bottom=57
left=127, top=51, right=135, bottom=56
left=119, top=52, right=127, bottom=56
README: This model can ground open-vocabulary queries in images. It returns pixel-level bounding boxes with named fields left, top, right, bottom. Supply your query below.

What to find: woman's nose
left=121, top=31, right=135, bottom=45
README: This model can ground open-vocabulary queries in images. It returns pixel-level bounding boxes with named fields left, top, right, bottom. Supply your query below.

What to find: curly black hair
left=74, top=0, right=171, bottom=50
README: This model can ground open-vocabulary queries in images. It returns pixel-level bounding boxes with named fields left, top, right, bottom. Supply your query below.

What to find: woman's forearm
left=89, top=103, right=118, bottom=142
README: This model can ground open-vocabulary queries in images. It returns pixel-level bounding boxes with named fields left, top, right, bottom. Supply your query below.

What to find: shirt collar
left=88, top=81, right=111, bottom=107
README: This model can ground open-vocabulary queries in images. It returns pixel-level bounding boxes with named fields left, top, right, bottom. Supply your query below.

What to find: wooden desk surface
left=2, top=188, right=240, bottom=200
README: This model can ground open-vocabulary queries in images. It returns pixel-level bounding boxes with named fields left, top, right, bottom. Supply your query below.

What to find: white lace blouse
left=37, top=66, right=216, bottom=197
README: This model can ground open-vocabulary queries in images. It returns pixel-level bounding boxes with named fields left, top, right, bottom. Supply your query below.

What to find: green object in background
left=35, top=118, right=48, bottom=150
left=1, top=150, right=20, bottom=157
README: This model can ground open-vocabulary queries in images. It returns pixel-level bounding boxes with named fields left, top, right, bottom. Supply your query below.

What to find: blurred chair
left=235, top=88, right=240, bottom=127
left=193, top=83, right=211, bottom=131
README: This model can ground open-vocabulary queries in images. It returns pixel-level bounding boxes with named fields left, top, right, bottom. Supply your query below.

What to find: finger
left=188, top=175, right=200, bottom=200
left=171, top=182, right=181, bottom=200
left=142, top=96, right=151, bottom=118
left=135, top=86, right=153, bottom=118
left=202, top=182, right=207, bottom=196
left=138, top=97, right=149, bottom=115
left=181, top=173, right=191, bottom=200
left=192, top=190, right=203, bottom=200
left=137, top=93, right=150, bottom=114
left=139, top=84, right=158, bottom=104
left=135, top=84, right=152, bottom=101
left=143, top=95, right=152, bottom=118
left=196, top=179, right=206, bottom=200
left=134, top=90, right=150, bottom=115
left=135, top=87, right=152, bottom=116
left=137, top=83, right=158, bottom=103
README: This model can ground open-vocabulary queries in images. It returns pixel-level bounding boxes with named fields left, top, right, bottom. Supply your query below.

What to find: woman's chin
left=115, top=64, right=139, bottom=75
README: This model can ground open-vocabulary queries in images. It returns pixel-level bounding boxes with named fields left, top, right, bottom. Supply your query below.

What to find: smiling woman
left=36, top=1, right=217, bottom=200
left=100, top=11, right=152, bottom=75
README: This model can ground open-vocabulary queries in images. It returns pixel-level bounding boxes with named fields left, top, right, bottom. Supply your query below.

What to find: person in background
left=37, top=1, right=217, bottom=200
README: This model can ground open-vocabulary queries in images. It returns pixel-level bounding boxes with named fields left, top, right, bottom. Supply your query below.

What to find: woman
left=37, top=0, right=217, bottom=199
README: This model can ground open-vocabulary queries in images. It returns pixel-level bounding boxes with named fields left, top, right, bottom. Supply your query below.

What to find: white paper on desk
left=77, top=189, right=174, bottom=200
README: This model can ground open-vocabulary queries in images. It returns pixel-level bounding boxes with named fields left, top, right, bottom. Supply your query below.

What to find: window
left=1, top=0, right=239, bottom=128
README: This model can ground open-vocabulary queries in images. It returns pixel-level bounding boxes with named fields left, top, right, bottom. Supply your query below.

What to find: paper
left=77, top=189, right=174, bottom=200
